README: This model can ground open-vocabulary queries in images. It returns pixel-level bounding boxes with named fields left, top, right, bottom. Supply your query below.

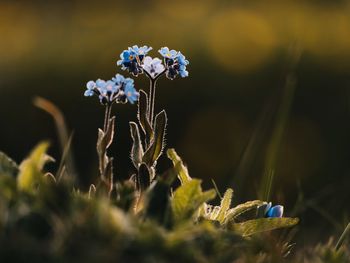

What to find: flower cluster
left=159, top=47, right=189, bottom=80
left=84, top=74, right=138, bottom=105
left=117, top=45, right=152, bottom=76
left=85, top=45, right=189, bottom=105
left=264, top=202, right=284, bottom=218
left=117, top=45, right=189, bottom=80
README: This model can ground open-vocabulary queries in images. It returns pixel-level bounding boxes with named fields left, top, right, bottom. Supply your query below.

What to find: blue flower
left=112, top=73, right=126, bottom=87
left=117, top=49, right=139, bottom=76
left=84, top=74, right=138, bottom=105
left=96, top=79, right=118, bottom=104
left=159, top=47, right=178, bottom=59
left=130, top=45, right=152, bottom=59
left=265, top=202, right=284, bottom=218
left=84, top=79, right=111, bottom=102
left=84, top=81, right=96, bottom=97
left=177, top=52, right=189, bottom=78
left=117, top=45, right=152, bottom=76
left=158, top=47, right=189, bottom=80
left=101, top=80, right=119, bottom=95
left=124, top=81, right=139, bottom=104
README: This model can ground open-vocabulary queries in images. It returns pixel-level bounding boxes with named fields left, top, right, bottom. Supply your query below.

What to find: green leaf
left=0, top=174, right=17, bottom=202
left=228, top=217, right=299, bottom=237
left=166, top=148, right=191, bottom=185
left=137, top=90, right=154, bottom=143
left=171, top=179, right=216, bottom=223
left=97, top=129, right=107, bottom=176
left=129, top=122, right=144, bottom=169
left=17, top=142, right=50, bottom=192
left=102, top=158, right=114, bottom=193
left=208, top=206, right=220, bottom=220
left=137, top=163, right=151, bottom=192
left=0, top=152, right=19, bottom=177
left=96, top=117, right=115, bottom=175
left=216, top=188, right=233, bottom=224
left=103, top=117, right=115, bottom=149
left=142, top=110, right=167, bottom=166
left=224, top=200, right=266, bottom=224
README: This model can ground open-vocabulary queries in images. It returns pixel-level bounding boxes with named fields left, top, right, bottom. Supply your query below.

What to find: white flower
left=142, top=56, right=165, bottom=78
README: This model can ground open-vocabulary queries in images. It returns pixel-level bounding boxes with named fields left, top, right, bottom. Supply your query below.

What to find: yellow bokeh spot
left=0, top=3, right=39, bottom=65
left=295, top=8, right=350, bottom=60
left=207, top=9, right=278, bottom=73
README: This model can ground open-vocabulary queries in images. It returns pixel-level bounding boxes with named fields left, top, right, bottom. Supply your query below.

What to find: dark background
left=1, top=0, right=350, bottom=245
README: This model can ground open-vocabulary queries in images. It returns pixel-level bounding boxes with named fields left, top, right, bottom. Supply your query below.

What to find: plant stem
left=144, top=69, right=166, bottom=127
left=103, top=104, right=112, bottom=132
left=149, top=79, right=157, bottom=126
left=147, top=79, right=152, bottom=122
left=107, top=105, right=112, bottom=125
left=103, top=105, right=109, bottom=132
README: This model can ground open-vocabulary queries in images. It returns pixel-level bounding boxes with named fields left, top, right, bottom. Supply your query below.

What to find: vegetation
left=0, top=45, right=348, bottom=263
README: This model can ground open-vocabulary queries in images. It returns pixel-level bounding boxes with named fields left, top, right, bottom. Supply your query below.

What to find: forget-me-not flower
left=130, top=45, right=152, bottom=60
left=158, top=47, right=189, bottom=80
left=177, top=52, right=189, bottom=77
left=84, top=81, right=97, bottom=97
left=142, top=56, right=165, bottom=79
left=84, top=74, right=138, bottom=105
left=117, top=45, right=152, bottom=76
left=124, top=81, right=139, bottom=104
left=159, top=47, right=178, bottom=59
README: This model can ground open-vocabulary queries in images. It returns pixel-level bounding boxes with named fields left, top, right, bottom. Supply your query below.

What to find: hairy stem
left=149, top=79, right=157, bottom=126
left=103, top=105, right=109, bottom=132
left=144, top=69, right=166, bottom=127
left=147, top=79, right=152, bottom=122
left=103, top=104, right=112, bottom=132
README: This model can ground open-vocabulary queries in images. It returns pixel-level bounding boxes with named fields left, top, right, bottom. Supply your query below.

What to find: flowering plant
left=0, top=44, right=308, bottom=262
left=84, top=45, right=191, bottom=197
left=81, top=45, right=298, bottom=234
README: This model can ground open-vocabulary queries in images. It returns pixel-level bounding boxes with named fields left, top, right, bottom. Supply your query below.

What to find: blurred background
left=1, top=0, right=350, bottom=246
